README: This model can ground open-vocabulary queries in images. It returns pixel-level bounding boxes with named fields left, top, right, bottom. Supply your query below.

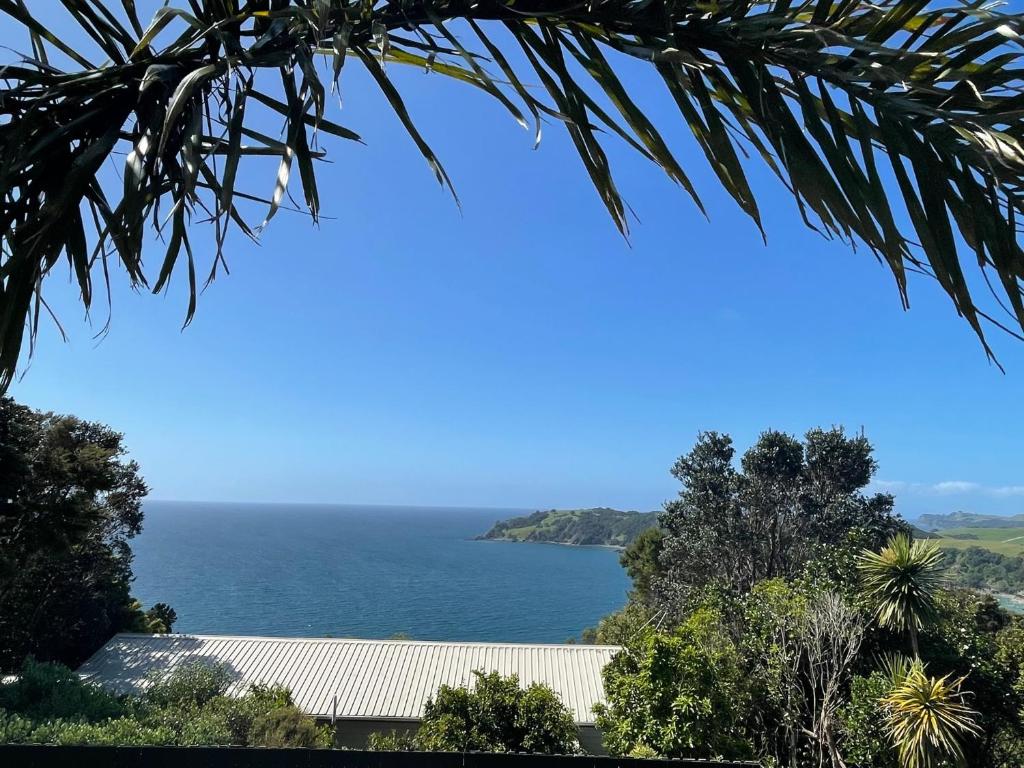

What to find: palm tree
left=1, top=1, right=1023, bottom=390
left=857, top=533, right=945, bottom=657
left=880, top=655, right=981, bottom=768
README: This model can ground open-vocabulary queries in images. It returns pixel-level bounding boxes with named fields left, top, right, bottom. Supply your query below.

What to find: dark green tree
left=620, top=527, right=665, bottom=606
left=0, top=397, right=168, bottom=669
left=656, top=428, right=904, bottom=611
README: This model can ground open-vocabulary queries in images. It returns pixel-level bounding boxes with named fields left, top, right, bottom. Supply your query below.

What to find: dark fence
left=0, top=746, right=758, bottom=768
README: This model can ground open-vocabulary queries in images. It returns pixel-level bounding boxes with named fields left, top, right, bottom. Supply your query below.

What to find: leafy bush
left=594, top=607, right=752, bottom=760
left=366, top=729, right=418, bottom=751
left=0, top=659, right=125, bottom=722
left=371, top=671, right=579, bottom=754
left=838, top=673, right=898, bottom=768
left=580, top=601, right=653, bottom=646
left=171, top=705, right=234, bottom=746
left=199, top=684, right=296, bottom=745
left=0, top=660, right=322, bottom=748
left=25, top=717, right=176, bottom=746
left=144, top=661, right=232, bottom=708
left=249, top=706, right=331, bottom=748
left=0, top=712, right=38, bottom=744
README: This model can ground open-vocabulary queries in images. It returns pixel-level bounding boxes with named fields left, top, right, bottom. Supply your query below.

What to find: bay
left=131, top=501, right=631, bottom=643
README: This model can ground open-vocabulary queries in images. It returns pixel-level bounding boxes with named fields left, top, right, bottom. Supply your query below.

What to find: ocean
left=131, top=501, right=631, bottom=643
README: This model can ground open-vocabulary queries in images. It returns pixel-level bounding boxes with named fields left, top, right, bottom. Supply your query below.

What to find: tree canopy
left=655, top=427, right=905, bottom=611
left=586, top=426, right=1024, bottom=767
left=0, top=397, right=171, bottom=669
left=1, top=1, right=1023, bottom=389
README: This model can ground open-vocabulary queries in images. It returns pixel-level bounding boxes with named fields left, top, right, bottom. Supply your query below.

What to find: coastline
left=995, top=591, right=1024, bottom=614
left=475, top=536, right=626, bottom=552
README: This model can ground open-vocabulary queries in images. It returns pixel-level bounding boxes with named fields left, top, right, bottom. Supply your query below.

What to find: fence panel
left=0, top=745, right=758, bottom=768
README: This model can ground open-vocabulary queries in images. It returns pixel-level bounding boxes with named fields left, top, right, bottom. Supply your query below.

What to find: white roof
left=78, top=634, right=620, bottom=725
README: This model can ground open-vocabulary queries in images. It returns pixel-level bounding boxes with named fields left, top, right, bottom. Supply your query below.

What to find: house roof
left=78, top=634, right=620, bottom=725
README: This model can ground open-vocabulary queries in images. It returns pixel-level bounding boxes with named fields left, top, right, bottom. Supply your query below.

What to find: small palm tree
left=1, top=2, right=1023, bottom=390
left=880, top=656, right=981, bottom=768
left=857, top=534, right=945, bottom=657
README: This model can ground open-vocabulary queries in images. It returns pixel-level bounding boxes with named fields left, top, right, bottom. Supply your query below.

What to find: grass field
left=931, top=527, right=1024, bottom=556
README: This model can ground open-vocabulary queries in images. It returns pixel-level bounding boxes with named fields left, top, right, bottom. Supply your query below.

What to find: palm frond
left=857, top=533, right=946, bottom=635
left=881, top=657, right=981, bottom=768
left=1, top=0, right=1023, bottom=389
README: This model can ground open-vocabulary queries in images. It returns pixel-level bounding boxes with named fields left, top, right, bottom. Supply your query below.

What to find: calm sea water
left=131, top=502, right=631, bottom=643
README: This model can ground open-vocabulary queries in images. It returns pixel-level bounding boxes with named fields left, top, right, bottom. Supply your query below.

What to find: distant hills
left=478, top=507, right=1024, bottom=607
left=477, top=508, right=658, bottom=548
left=915, top=511, right=1024, bottom=531
left=477, top=508, right=971, bottom=549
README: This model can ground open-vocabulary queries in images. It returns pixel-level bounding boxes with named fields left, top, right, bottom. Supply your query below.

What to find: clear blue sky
left=5, top=3, right=1023, bottom=518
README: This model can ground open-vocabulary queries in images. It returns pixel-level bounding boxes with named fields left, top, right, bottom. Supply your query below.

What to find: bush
left=0, top=710, right=174, bottom=746
left=0, top=660, right=318, bottom=749
left=27, top=717, right=176, bottom=746
left=0, top=659, right=125, bottom=722
left=217, top=684, right=295, bottom=745
left=837, top=672, right=898, bottom=768
left=418, top=671, right=579, bottom=754
left=171, top=705, right=235, bottom=746
left=0, top=711, right=38, bottom=743
left=367, top=729, right=418, bottom=751
left=594, top=607, right=752, bottom=760
left=580, top=602, right=653, bottom=646
left=249, top=706, right=331, bottom=747
left=371, top=671, right=579, bottom=754
left=145, top=661, right=232, bottom=708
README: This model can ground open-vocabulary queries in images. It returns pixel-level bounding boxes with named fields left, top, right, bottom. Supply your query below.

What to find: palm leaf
left=881, top=657, right=982, bottom=768
left=857, top=533, right=946, bottom=658
left=1, top=0, right=1023, bottom=390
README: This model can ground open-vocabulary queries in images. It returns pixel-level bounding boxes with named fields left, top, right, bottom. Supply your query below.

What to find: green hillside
left=477, top=508, right=658, bottom=547
left=910, top=514, right=1024, bottom=601
left=942, top=546, right=1024, bottom=598
left=479, top=508, right=1024, bottom=604
left=931, top=527, right=1024, bottom=557
left=916, top=511, right=1024, bottom=530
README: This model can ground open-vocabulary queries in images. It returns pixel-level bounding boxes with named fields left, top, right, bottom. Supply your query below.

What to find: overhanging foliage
left=1, top=0, right=1023, bottom=388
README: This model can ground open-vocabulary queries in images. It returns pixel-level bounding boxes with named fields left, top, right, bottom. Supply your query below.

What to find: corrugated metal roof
left=78, top=634, right=620, bottom=725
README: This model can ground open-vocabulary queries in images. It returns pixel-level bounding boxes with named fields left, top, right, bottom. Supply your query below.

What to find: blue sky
left=5, top=3, right=1023, bottom=518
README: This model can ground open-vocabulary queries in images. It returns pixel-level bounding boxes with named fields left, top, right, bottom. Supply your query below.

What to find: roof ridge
left=110, top=633, right=622, bottom=650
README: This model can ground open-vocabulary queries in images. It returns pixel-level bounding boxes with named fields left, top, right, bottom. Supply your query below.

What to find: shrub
left=838, top=672, right=898, bottom=768
left=0, top=711, right=174, bottom=746
left=0, top=659, right=125, bottom=722
left=249, top=706, right=331, bottom=747
left=0, top=660, right=318, bottom=749
left=27, top=717, right=175, bottom=746
left=145, top=661, right=232, bottom=708
left=370, top=671, right=579, bottom=754
left=581, top=602, right=653, bottom=646
left=197, top=684, right=295, bottom=745
left=594, top=608, right=752, bottom=760
left=366, top=729, right=417, bottom=751
left=0, top=711, right=37, bottom=743
left=172, top=704, right=234, bottom=746
left=416, top=671, right=579, bottom=754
